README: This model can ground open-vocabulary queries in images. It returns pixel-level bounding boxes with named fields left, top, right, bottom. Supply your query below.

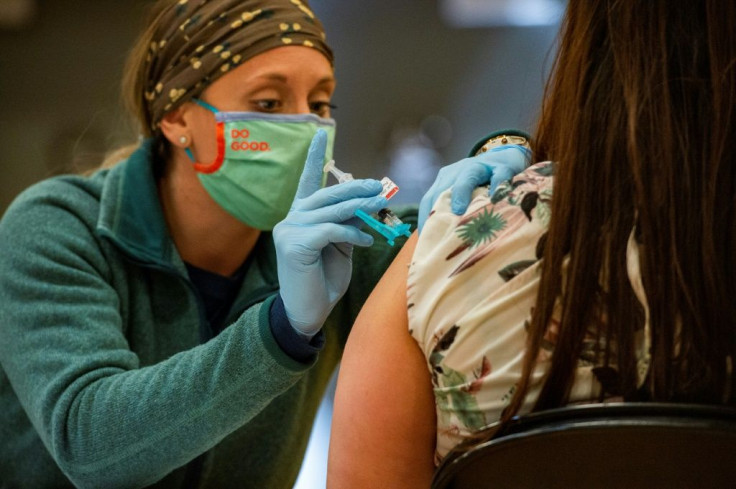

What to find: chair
left=431, top=402, right=736, bottom=489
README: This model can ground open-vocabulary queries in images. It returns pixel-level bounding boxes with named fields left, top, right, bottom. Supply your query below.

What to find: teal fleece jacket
left=0, top=140, right=415, bottom=488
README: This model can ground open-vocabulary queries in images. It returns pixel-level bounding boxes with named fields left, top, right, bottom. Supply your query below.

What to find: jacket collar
left=96, top=139, right=185, bottom=272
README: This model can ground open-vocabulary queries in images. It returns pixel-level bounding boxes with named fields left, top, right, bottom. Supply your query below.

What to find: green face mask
left=189, top=99, right=336, bottom=230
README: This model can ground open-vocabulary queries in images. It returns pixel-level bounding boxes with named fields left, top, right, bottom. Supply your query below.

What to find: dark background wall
left=0, top=0, right=558, bottom=215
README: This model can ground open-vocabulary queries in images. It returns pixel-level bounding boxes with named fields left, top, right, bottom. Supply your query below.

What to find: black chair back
left=432, top=403, right=736, bottom=489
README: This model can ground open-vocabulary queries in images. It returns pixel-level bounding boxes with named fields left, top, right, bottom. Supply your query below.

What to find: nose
left=294, top=97, right=311, bottom=115
left=287, top=88, right=313, bottom=115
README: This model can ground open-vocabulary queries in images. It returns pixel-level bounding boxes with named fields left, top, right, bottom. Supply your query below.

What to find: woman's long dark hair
left=503, top=0, right=736, bottom=424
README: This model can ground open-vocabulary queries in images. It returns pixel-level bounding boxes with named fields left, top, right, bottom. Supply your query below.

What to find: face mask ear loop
left=193, top=98, right=220, bottom=114
left=185, top=98, right=220, bottom=164
left=185, top=147, right=196, bottom=162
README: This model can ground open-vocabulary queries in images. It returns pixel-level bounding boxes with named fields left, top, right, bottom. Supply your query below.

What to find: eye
left=253, top=99, right=281, bottom=112
left=310, top=101, right=337, bottom=117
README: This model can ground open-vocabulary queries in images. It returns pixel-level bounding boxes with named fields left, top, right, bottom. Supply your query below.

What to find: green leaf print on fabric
left=534, top=189, right=553, bottom=226
left=456, top=208, right=506, bottom=249
left=429, top=325, right=487, bottom=431
left=434, top=389, right=453, bottom=428
left=435, top=366, right=487, bottom=430
left=430, top=350, right=445, bottom=385
left=533, top=161, right=556, bottom=177
left=447, top=163, right=553, bottom=275
left=491, top=161, right=555, bottom=205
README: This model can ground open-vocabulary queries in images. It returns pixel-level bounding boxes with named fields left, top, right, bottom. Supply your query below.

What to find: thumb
left=295, top=129, right=328, bottom=200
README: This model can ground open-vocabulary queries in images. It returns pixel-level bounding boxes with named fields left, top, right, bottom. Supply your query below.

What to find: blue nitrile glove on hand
left=273, top=130, right=388, bottom=338
left=417, top=144, right=531, bottom=233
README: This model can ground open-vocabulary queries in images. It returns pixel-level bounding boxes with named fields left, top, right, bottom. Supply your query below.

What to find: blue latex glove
left=417, top=145, right=531, bottom=233
left=273, top=130, right=388, bottom=338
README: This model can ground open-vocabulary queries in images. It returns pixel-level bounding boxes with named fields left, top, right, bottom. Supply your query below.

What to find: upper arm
left=328, top=233, right=436, bottom=489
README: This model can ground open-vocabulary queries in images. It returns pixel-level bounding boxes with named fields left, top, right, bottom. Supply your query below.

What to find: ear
left=159, top=104, right=192, bottom=149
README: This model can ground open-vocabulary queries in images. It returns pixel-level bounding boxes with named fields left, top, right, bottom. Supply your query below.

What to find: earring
left=178, top=135, right=195, bottom=162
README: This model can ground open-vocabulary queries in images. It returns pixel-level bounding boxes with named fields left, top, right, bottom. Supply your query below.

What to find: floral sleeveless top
left=407, top=162, right=651, bottom=464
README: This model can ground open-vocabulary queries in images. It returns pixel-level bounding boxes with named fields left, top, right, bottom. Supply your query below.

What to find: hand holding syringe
left=323, top=160, right=412, bottom=246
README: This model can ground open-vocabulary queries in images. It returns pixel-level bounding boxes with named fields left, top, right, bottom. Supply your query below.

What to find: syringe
left=324, top=159, right=412, bottom=246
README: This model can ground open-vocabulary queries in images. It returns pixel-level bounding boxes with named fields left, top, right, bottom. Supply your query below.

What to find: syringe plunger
left=324, top=159, right=353, bottom=183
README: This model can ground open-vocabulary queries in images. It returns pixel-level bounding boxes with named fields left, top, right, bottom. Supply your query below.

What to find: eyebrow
left=255, top=73, right=335, bottom=85
left=257, top=73, right=288, bottom=83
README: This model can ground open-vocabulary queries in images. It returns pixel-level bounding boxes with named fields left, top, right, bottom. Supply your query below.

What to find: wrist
left=281, top=298, right=324, bottom=340
left=475, top=135, right=531, bottom=160
left=270, top=295, right=325, bottom=363
left=468, top=129, right=532, bottom=158
left=286, top=315, right=322, bottom=341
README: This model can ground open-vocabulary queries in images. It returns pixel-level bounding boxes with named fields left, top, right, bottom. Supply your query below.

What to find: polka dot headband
left=144, top=0, right=333, bottom=131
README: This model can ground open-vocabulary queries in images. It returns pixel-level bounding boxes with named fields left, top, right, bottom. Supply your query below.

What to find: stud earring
left=178, top=135, right=195, bottom=162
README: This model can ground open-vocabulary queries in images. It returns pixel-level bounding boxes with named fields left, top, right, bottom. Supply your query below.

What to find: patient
left=327, top=0, right=736, bottom=487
